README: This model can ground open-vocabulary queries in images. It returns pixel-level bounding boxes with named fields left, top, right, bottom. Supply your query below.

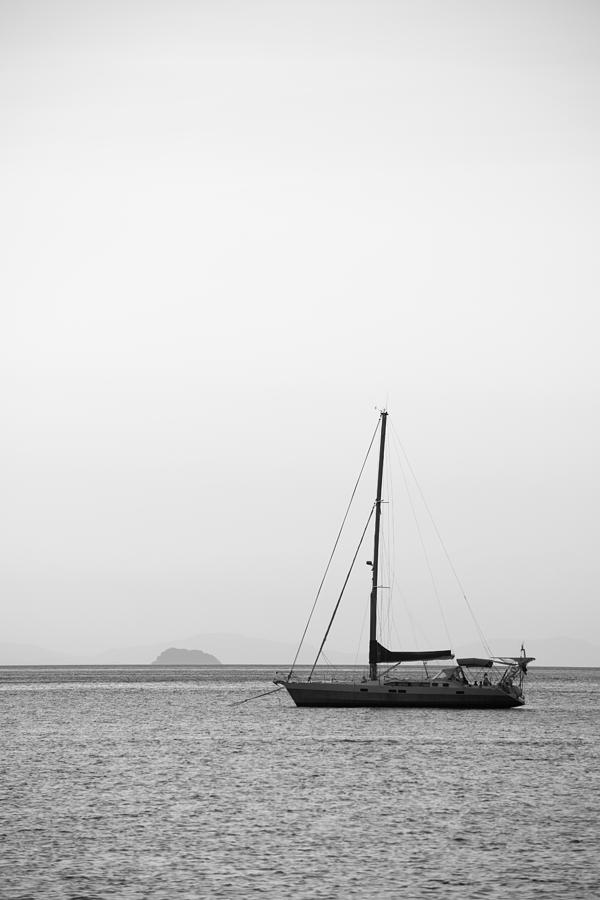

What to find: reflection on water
left=1, top=666, right=599, bottom=899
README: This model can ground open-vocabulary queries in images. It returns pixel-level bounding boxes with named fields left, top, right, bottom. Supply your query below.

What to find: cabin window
left=360, top=688, right=368, bottom=692
left=456, top=690, right=464, bottom=694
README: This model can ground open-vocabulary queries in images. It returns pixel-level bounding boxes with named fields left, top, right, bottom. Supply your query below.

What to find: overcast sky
left=1, top=0, right=599, bottom=657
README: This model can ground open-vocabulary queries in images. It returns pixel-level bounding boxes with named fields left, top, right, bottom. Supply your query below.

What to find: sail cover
left=371, top=641, right=453, bottom=663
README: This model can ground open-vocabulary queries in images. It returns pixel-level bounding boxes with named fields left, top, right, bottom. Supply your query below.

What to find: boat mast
left=369, top=410, right=387, bottom=680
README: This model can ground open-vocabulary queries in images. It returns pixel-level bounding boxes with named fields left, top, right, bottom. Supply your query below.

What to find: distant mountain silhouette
left=0, top=642, right=76, bottom=665
left=89, top=633, right=358, bottom=665
left=158, top=632, right=360, bottom=665
left=2, top=634, right=599, bottom=667
left=151, top=647, right=221, bottom=665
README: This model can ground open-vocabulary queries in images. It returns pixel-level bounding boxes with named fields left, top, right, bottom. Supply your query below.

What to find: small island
left=151, top=647, right=221, bottom=665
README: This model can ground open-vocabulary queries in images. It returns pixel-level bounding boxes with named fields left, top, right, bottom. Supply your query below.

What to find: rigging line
left=231, top=687, right=284, bottom=706
left=386, top=460, right=395, bottom=645
left=380, top=523, right=393, bottom=644
left=391, top=432, right=454, bottom=650
left=288, top=419, right=381, bottom=677
left=353, top=589, right=369, bottom=668
left=390, top=422, right=493, bottom=658
left=381, top=463, right=391, bottom=644
left=377, top=514, right=390, bottom=643
left=321, top=649, right=334, bottom=669
left=308, top=505, right=375, bottom=681
left=386, top=452, right=404, bottom=650
left=383, top=436, right=424, bottom=650
left=387, top=567, right=405, bottom=651
left=395, top=578, right=426, bottom=648
left=287, top=418, right=381, bottom=678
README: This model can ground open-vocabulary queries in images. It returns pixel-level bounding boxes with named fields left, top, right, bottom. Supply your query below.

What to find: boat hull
left=276, top=680, right=524, bottom=709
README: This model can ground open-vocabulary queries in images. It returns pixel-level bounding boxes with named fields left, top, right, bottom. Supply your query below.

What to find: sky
left=1, top=0, right=599, bottom=658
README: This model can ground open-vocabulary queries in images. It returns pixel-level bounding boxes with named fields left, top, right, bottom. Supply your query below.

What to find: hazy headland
left=2, top=633, right=598, bottom=668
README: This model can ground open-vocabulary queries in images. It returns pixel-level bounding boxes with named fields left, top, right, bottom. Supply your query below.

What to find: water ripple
left=1, top=666, right=599, bottom=898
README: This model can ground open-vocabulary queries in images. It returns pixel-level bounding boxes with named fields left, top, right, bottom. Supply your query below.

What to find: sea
left=1, top=665, right=599, bottom=900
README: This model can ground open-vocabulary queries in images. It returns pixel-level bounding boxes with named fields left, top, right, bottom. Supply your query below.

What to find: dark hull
left=277, top=681, right=524, bottom=709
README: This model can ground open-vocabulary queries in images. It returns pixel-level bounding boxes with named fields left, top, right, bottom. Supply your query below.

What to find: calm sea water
left=1, top=665, right=599, bottom=899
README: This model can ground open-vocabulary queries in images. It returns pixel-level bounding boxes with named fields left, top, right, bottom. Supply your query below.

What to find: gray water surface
left=1, top=666, right=599, bottom=899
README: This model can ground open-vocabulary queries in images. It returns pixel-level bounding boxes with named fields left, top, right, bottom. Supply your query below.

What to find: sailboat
left=275, top=411, right=533, bottom=708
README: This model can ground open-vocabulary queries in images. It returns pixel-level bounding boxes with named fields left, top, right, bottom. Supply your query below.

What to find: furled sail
left=371, top=641, right=454, bottom=663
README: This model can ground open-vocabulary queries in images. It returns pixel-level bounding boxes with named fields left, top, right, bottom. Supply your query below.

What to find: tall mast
left=369, top=410, right=387, bottom=680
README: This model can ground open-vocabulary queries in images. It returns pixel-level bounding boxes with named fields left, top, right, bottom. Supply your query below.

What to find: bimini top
left=457, top=657, right=494, bottom=668
left=457, top=655, right=536, bottom=673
